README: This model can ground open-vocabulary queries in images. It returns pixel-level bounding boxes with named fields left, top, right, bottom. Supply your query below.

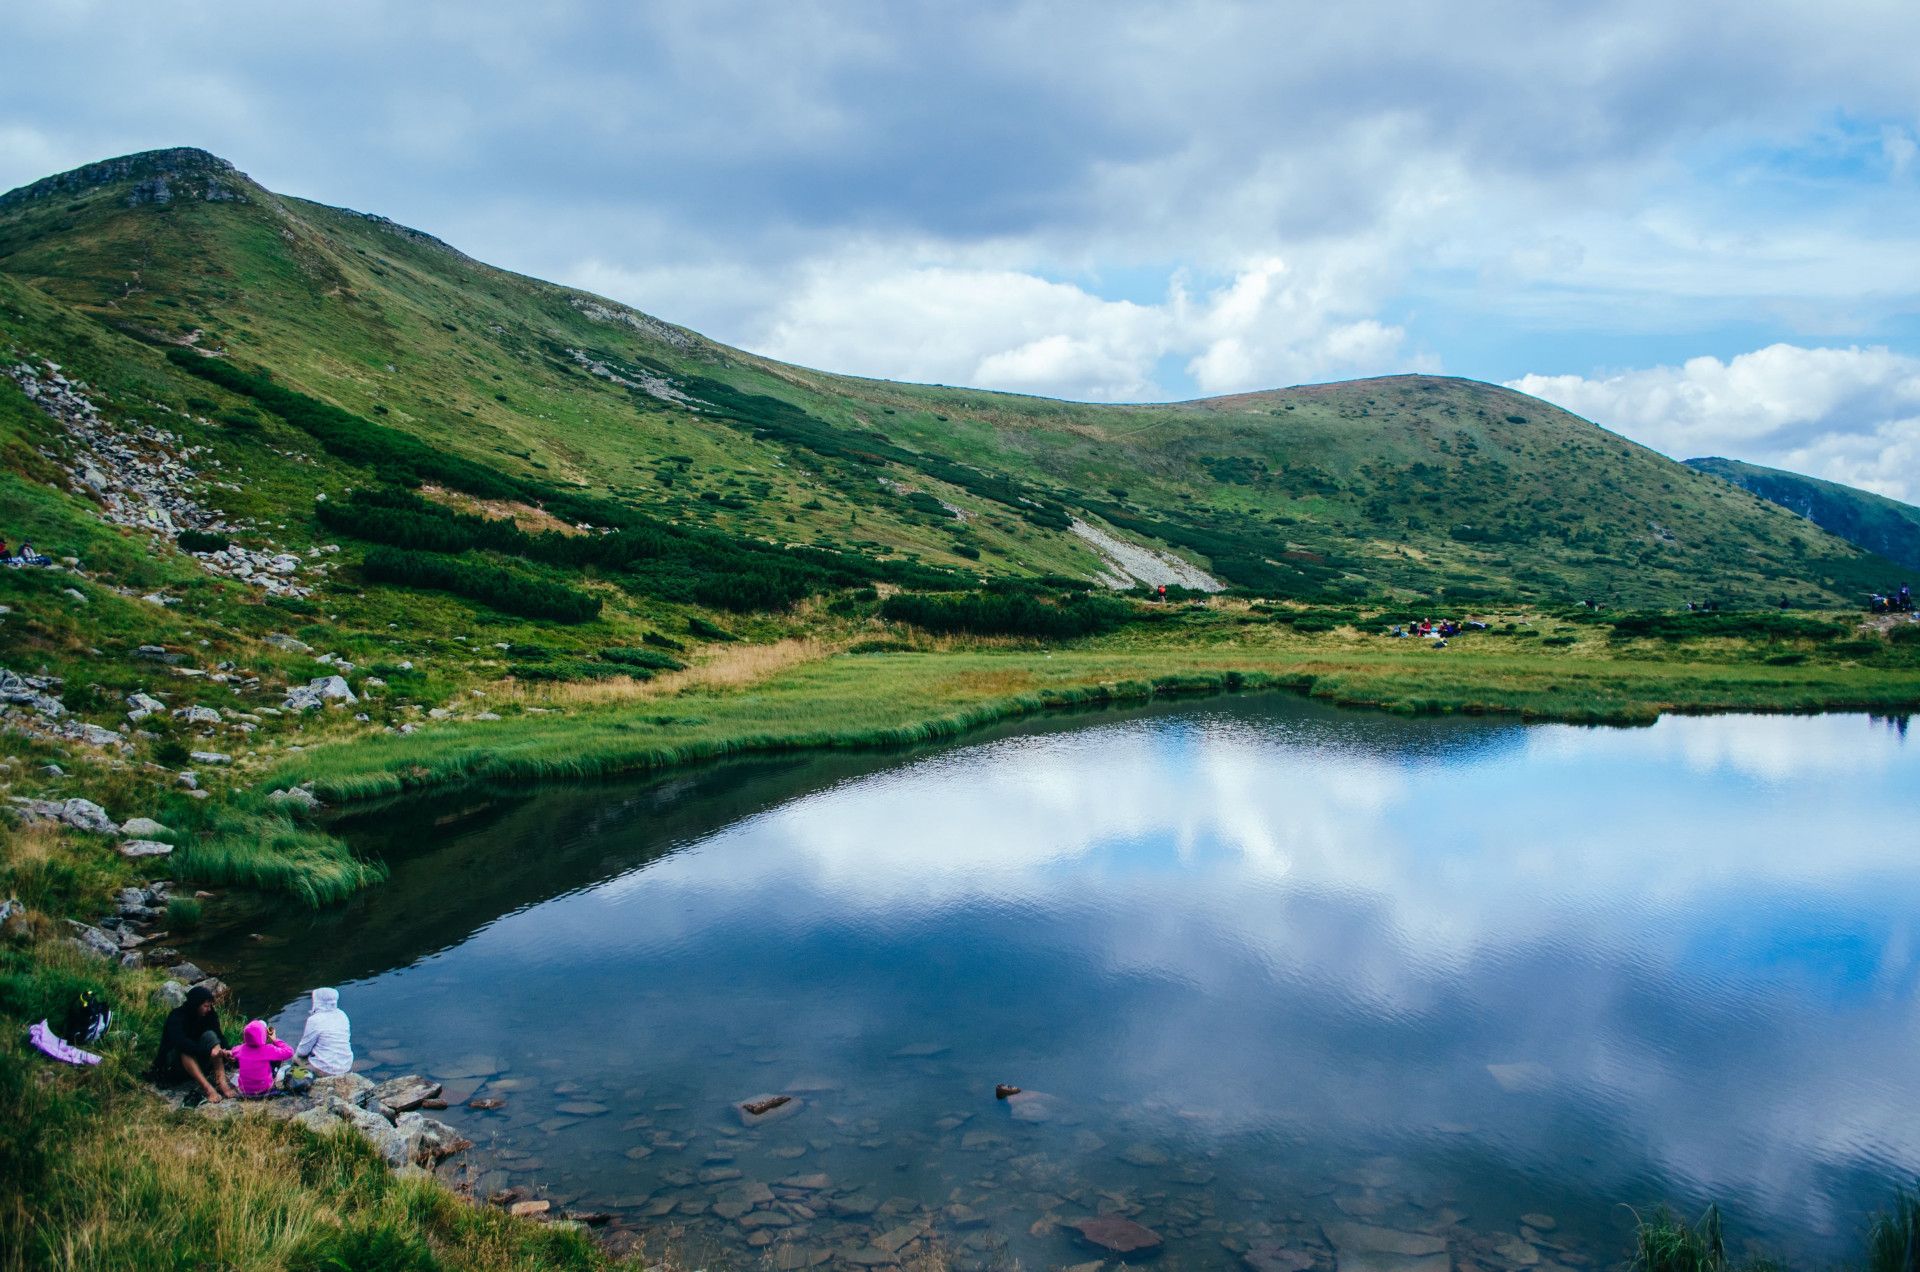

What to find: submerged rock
left=735, top=1092, right=802, bottom=1126
left=1072, top=1216, right=1164, bottom=1255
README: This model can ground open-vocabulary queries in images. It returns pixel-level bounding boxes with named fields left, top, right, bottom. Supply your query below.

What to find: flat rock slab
left=888, top=1042, right=950, bottom=1059
left=1244, top=1247, right=1317, bottom=1272
left=1324, top=1224, right=1447, bottom=1258
left=736, top=1092, right=802, bottom=1126
left=554, top=1101, right=608, bottom=1116
left=373, top=1075, right=442, bottom=1113
left=1004, top=1090, right=1060, bottom=1123
left=119, top=839, right=174, bottom=859
left=1072, top=1215, right=1164, bottom=1255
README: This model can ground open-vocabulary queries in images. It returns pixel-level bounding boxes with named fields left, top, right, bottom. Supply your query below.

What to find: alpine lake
left=197, top=696, right=1919, bottom=1272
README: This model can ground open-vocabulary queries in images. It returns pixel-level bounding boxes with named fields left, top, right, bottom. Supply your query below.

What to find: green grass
left=1631, top=1205, right=1779, bottom=1272
left=1689, top=456, right=1920, bottom=574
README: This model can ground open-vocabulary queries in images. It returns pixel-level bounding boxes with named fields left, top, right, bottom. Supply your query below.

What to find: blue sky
left=3, top=1, right=1918, bottom=498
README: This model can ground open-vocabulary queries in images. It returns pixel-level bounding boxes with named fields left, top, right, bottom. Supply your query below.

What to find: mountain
left=0, top=147, right=1900, bottom=607
left=1684, top=456, right=1920, bottom=576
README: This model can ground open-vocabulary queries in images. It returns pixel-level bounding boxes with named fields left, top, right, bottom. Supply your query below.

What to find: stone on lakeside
left=395, top=1111, right=470, bottom=1163
left=119, top=839, right=174, bottom=859
left=310, top=1073, right=376, bottom=1106
left=508, top=1199, right=551, bottom=1218
left=554, top=1100, right=608, bottom=1116
left=1071, top=1215, right=1164, bottom=1255
left=294, top=1095, right=410, bottom=1166
left=66, top=921, right=120, bottom=961
left=372, top=1074, right=442, bottom=1113
left=267, top=786, right=321, bottom=811
left=739, top=1210, right=793, bottom=1230
left=119, top=816, right=171, bottom=838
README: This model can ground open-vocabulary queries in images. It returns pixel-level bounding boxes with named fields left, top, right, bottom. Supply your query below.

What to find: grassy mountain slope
left=1686, top=456, right=1920, bottom=575
left=0, top=147, right=1898, bottom=607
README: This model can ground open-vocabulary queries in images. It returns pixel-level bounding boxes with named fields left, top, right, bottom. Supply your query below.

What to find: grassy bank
left=273, top=636, right=1920, bottom=808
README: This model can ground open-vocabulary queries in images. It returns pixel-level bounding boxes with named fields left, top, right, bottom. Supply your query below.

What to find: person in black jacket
left=153, top=985, right=235, bottom=1102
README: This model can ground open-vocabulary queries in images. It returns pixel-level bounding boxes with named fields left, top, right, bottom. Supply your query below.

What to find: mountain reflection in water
left=206, top=698, right=1919, bottom=1270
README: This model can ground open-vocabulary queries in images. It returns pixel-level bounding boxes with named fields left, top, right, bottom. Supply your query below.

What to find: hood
left=243, top=1020, right=267, bottom=1047
left=310, top=987, right=339, bottom=1013
left=184, top=984, right=215, bottom=1013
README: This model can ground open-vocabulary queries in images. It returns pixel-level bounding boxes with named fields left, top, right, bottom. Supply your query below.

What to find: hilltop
left=1686, top=456, right=1920, bottom=575
left=0, top=147, right=1899, bottom=608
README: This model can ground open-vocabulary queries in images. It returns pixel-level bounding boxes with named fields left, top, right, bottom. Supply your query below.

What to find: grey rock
left=294, top=1095, right=411, bottom=1166
left=264, top=633, right=312, bottom=654
left=188, top=751, right=231, bottom=765
left=173, top=705, right=221, bottom=726
left=59, top=798, right=119, bottom=834
left=153, top=980, right=189, bottom=1010
left=120, top=817, right=172, bottom=838
left=373, top=1074, right=442, bottom=1113
left=266, top=786, right=321, bottom=811
left=66, top=920, right=121, bottom=961
left=395, top=1111, right=470, bottom=1163
left=119, top=839, right=174, bottom=859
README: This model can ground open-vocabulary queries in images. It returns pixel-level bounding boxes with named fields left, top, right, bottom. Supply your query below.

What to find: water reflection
left=211, top=698, right=1917, bottom=1268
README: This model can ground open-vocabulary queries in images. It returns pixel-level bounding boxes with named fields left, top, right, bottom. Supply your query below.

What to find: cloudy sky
left=4, top=1, right=1919, bottom=498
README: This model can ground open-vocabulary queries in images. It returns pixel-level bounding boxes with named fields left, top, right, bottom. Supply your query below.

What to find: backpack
left=65, top=990, right=111, bottom=1044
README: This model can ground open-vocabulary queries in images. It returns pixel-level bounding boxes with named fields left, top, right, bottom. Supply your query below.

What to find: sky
left=3, top=1, right=1919, bottom=500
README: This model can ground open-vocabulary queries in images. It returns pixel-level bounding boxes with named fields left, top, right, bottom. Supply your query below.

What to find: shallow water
left=211, top=699, right=1919, bottom=1270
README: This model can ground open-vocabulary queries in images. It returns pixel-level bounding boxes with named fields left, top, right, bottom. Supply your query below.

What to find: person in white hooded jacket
left=294, top=987, right=353, bottom=1076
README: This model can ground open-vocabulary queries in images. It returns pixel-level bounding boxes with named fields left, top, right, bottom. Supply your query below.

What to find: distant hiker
left=1157, top=584, right=1167, bottom=602
left=232, top=1020, right=294, bottom=1098
left=153, top=985, right=234, bottom=1103
left=294, top=987, right=353, bottom=1077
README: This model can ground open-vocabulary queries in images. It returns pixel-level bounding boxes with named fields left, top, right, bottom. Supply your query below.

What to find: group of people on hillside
left=0, top=537, right=53, bottom=567
left=152, top=986, right=353, bottom=1104
left=1871, top=585, right=1914, bottom=614
left=1386, top=617, right=1487, bottom=649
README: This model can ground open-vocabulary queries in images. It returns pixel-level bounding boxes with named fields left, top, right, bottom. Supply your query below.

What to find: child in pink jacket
left=232, top=1019, right=294, bottom=1097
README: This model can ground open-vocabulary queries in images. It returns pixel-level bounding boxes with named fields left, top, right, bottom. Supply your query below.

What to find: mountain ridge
left=0, top=146, right=1903, bottom=605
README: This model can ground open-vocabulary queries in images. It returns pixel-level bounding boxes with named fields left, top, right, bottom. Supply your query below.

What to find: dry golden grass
left=508, top=637, right=835, bottom=708
left=418, top=484, right=585, bottom=536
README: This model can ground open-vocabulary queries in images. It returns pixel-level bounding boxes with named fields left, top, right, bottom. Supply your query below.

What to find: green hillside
left=0, top=146, right=1898, bottom=608
left=1686, top=456, right=1920, bottom=575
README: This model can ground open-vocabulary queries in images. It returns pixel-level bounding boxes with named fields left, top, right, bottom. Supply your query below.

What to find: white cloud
left=1508, top=344, right=1920, bottom=501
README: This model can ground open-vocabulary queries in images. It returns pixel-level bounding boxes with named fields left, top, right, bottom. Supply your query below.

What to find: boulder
left=309, top=1072, right=377, bottom=1107
left=373, top=1074, right=442, bottom=1113
left=66, top=921, right=121, bottom=961
left=77, top=724, right=123, bottom=747
left=1071, top=1217, right=1164, bottom=1256
left=395, top=1111, right=470, bottom=1163
left=172, top=705, right=221, bottom=726
left=152, top=980, right=189, bottom=1010
left=311, top=675, right=356, bottom=702
left=120, top=817, right=172, bottom=838
left=165, top=961, right=206, bottom=982
left=119, top=840, right=174, bottom=859
left=266, top=787, right=322, bottom=811
left=294, top=1095, right=410, bottom=1166
left=509, top=1199, right=551, bottom=1218
left=264, top=633, right=313, bottom=654
left=188, top=751, right=232, bottom=765
left=60, top=799, right=119, bottom=834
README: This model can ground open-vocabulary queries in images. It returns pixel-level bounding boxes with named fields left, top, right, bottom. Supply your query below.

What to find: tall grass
left=1866, top=1189, right=1920, bottom=1272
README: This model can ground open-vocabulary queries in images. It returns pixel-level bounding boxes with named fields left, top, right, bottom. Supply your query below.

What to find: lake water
left=208, top=698, right=1920, bottom=1271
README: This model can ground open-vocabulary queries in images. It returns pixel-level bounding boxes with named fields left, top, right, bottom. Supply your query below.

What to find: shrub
left=176, top=530, right=229, bottom=554
left=166, top=897, right=202, bottom=928
left=688, top=617, right=737, bottom=642
left=641, top=630, right=685, bottom=651
left=360, top=548, right=601, bottom=623
left=881, top=590, right=1134, bottom=639
left=598, top=647, right=686, bottom=672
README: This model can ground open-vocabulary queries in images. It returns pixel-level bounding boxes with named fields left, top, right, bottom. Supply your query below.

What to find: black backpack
left=65, top=990, right=111, bottom=1044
